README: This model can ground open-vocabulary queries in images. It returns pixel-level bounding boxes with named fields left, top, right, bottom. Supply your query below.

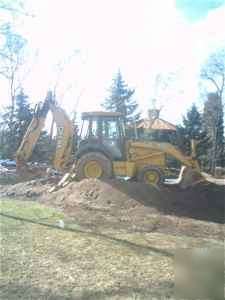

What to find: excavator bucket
left=179, top=166, right=205, bottom=189
left=165, top=166, right=205, bottom=189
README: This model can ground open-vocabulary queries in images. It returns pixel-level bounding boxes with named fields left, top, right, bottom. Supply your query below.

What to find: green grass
left=0, top=199, right=223, bottom=300
left=1, top=199, right=64, bottom=220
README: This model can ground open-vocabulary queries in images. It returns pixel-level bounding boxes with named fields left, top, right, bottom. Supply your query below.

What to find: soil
left=1, top=178, right=224, bottom=240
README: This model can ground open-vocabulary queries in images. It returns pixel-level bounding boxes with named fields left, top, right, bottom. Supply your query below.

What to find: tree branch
left=205, top=76, right=221, bottom=93
left=0, top=4, right=34, bottom=17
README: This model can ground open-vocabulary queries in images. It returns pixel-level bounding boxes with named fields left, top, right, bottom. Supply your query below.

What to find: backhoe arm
left=16, top=91, right=74, bottom=172
left=49, top=102, right=74, bottom=170
left=16, top=99, right=50, bottom=170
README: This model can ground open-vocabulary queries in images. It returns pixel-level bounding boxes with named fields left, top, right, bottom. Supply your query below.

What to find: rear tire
left=76, top=152, right=112, bottom=180
left=137, top=166, right=164, bottom=186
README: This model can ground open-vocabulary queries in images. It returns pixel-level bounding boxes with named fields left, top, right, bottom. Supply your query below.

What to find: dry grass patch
left=0, top=199, right=223, bottom=300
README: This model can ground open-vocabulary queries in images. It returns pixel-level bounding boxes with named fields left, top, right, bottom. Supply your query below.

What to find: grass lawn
left=0, top=199, right=223, bottom=300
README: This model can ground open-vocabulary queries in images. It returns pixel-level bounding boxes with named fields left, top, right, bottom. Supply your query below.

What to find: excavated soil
left=1, top=178, right=223, bottom=240
left=38, top=179, right=224, bottom=240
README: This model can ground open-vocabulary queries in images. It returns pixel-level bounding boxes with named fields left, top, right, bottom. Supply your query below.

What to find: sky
left=1, top=0, right=225, bottom=124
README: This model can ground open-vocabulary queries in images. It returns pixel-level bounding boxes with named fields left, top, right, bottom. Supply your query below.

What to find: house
left=136, top=109, right=177, bottom=142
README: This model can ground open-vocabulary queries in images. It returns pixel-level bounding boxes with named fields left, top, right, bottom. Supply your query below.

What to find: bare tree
left=201, top=48, right=225, bottom=172
left=0, top=23, right=27, bottom=121
left=151, top=71, right=183, bottom=112
left=48, top=49, right=84, bottom=141
left=0, top=0, right=29, bottom=123
left=201, top=48, right=225, bottom=101
left=0, top=0, right=32, bottom=17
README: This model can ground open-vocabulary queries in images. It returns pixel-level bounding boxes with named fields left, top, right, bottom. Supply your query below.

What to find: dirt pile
left=42, top=179, right=224, bottom=220
left=39, top=178, right=224, bottom=239
left=45, top=179, right=161, bottom=211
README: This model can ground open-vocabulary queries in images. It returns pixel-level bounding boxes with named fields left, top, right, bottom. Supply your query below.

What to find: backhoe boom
left=16, top=91, right=74, bottom=172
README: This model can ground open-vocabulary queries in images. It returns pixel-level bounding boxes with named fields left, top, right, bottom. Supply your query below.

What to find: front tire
left=76, top=152, right=112, bottom=180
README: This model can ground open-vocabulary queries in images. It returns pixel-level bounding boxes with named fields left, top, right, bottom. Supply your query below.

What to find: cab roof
left=82, top=111, right=123, bottom=119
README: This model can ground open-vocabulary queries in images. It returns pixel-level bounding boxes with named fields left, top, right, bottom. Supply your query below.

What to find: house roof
left=137, top=118, right=177, bottom=131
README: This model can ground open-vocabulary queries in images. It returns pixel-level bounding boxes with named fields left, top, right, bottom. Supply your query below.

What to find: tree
left=14, top=89, right=33, bottom=142
left=0, top=23, right=27, bottom=122
left=152, top=72, right=182, bottom=103
left=102, top=71, right=140, bottom=124
left=177, top=104, right=210, bottom=168
left=0, top=0, right=29, bottom=123
left=0, top=105, right=16, bottom=158
left=49, top=50, right=82, bottom=141
left=0, top=90, right=55, bottom=162
left=0, top=0, right=27, bottom=15
left=200, top=48, right=225, bottom=172
left=203, top=93, right=224, bottom=171
left=201, top=48, right=225, bottom=102
left=0, top=89, right=32, bottom=158
left=31, top=131, right=56, bottom=163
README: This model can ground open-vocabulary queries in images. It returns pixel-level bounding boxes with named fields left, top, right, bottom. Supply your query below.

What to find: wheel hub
left=144, top=170, right=160, bottom=184
left=84, top=160, right=103, bottom=178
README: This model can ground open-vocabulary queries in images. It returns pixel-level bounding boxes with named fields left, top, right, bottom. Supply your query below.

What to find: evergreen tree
left=102, top=71, right=140, bottom=124
left=203, top=93, right=224, bottom=171
left=31, top=131, right=56, bottom=163
left=15, top=89, right=33, bottom=145
left=0, top=105, right=16, bottom=158
left=0, top=89, right=33, bottom=158
left=0, top=89, right=54, bottom=163
left=177, top=104, right=210, bottom=167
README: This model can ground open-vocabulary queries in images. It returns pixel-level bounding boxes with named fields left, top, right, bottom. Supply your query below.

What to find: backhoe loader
left=70, top=111, right=202, bottom=188
left=16, top=92, right=203, bottom=188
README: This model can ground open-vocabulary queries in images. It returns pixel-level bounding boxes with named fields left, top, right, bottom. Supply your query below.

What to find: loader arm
left=16, top=92, right=74, bottom=172
left=129, top=141, right=200, bottom=170
left=154, top=142, right=200, bottom=170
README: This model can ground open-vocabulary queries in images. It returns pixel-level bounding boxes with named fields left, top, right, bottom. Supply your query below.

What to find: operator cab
left=78, top=111, right=126, bottom=160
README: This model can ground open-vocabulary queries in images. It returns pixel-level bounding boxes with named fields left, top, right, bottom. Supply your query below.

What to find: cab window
left=80, top=119, right=98, bottom=139
left=102, top=119, right=119, bottom=139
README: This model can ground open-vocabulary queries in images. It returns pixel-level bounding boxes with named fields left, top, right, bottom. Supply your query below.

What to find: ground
left=0, top=179, right=224, bottom=299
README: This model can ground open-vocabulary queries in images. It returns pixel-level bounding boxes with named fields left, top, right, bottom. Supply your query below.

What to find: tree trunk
left=9, top=75, right=15, bottom=124
left=49, top=117, right=55, bottom=142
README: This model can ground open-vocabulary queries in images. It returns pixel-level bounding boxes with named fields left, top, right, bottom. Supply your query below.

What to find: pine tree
left=0, top=89, right=33, bottom=158
left=0, top=105, right=16, bottom=158
left=203, top=93, right=224, bottom=171
left=177, top=104, right=210, bottom=167
left=15, top=89, right=33, bottom=146
left=102, top=71, right=140, bottom=124
left=31, top=131, right=56, bottom=163
left=0, top=89, right=54, bottom=163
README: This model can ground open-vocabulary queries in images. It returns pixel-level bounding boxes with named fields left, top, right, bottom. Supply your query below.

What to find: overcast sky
left=1, top=0, right=225, bottom=123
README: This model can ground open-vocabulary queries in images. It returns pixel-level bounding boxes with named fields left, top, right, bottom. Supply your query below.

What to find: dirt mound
left=42, top=179, right=224, bottom=222
left=43, top=179, right=159, bottom=211
left=38, top=178, right=224, bottom=240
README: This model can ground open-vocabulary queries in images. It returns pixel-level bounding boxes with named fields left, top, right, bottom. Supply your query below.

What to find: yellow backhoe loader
left=68, top=111, right=202, bottom=189
left=16, top=92, right=203, bottom=188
